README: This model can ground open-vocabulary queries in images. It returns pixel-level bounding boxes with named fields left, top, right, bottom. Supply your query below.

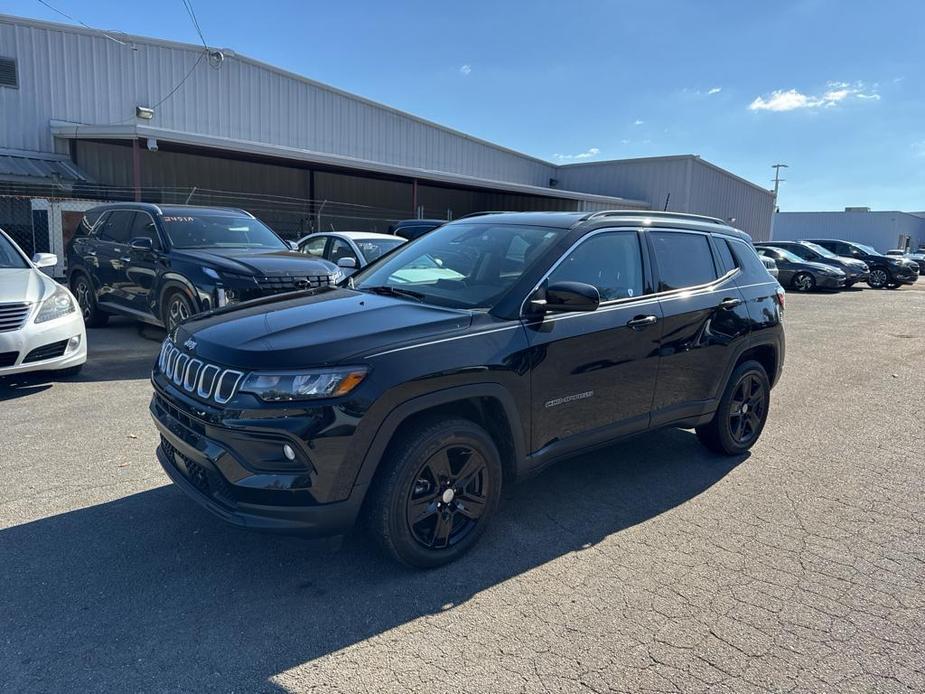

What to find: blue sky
left=7, top=0, right=924, bottom=210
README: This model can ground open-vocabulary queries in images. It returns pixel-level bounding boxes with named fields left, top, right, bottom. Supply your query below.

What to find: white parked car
left=296, top=231, right=406, bottom=275
left=0, top=228, right=86, bottom=378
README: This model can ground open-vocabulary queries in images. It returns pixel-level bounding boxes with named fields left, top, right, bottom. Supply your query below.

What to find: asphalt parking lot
left=2, top=282, right=924, bottom=693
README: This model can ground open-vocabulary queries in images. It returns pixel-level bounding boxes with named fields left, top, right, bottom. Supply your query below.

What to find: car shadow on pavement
left=1, top=428, right=745, bottom=692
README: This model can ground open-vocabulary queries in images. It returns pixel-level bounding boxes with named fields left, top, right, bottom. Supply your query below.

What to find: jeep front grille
left=157, top=338, right=244, bottom=404
left=0, top=302, right=31, bottom=333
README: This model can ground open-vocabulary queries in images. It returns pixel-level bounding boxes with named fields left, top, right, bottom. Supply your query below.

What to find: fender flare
left=350, top=383, right=527, bottom=495
left=158, top=275, right=201, bottom=317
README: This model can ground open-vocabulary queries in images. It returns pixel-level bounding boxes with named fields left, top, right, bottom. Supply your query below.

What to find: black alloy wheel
left=164, top=291, right=194, bottom=332
left=867, top=268, right=889, bottom=289
left=406, top=444, right=490, bottom=549
left=696, top=360, right=770, bottom=455
left=72, top=274, right=108, bottom=327
left=366, top=418, right=502, bottom=568
left=792, top=272, right=815, bottom=292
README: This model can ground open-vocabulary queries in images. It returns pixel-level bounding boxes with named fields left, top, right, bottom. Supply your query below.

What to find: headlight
left=239, top=367, right=368, bottom=401
left=34, top=285, right=76, bottom=323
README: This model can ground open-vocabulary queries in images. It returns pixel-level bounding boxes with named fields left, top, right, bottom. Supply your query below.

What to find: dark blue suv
left=66, top=204, right=341, bottom=331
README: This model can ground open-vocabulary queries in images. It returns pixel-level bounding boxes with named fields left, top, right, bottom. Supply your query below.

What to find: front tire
left=161, top=290, right=194, bottom=332
left=366, top=418, right=503, bottom=568
left=791, top=272, right=815, bottom=292
left=867, top=268, right=889, bottom=289
left=71, top=273, right=108, bottom=328
left=696, top=360, right=771, bottom=456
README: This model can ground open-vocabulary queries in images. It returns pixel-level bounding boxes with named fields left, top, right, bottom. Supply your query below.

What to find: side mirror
left=531, top=281, right=600, bottom=313
left=288, top=240, right=300, bottom=250
left=337, top=257, right=358, bottom=269
left=32, top=252, right=58, bottom=268
left=130, top=237, right=155, bottom=252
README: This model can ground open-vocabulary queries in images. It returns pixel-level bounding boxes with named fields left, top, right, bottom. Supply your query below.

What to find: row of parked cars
left=2, top=201, right=921, bottom=566
left=755, top=239, right=921, bottom=291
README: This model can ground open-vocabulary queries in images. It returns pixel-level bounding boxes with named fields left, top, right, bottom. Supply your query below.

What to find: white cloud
left=912, top=142, right=925, bottom=157
left=633, top=119, right=644, bottom=126
left=459, top=64, right=471, bottom=76
left=749, top=82, right=880, bottom=111
left=707, top=87, right=722, bottom=95
left=620, top=139, right=631, bottom=144
left=553, top=147, right=601, bottom=161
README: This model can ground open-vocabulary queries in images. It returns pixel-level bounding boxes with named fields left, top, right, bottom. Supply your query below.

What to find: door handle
left=120, top=256, right=132, bottom=263
left=719, top=298, right=743, bottom=310
left=626, top=315, right=658, bottom=329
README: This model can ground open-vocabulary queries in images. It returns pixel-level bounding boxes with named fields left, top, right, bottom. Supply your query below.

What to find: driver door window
left=300, top=236, right=327, bottom=257
left=329, top=238, right=359, bottom=265
left=546, top=231, right=644, bottom=301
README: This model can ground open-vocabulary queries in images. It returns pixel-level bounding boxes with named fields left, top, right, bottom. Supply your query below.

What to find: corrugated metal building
left=772, top=210, right=925, bottom=252
left=0, top=12, right=774, bottom=240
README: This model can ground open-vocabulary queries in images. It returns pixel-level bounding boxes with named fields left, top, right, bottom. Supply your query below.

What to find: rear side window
left=649, top=231, right=717, bottom=291
left=713, top=236, right=736, bottom=273
left=547, top=231, right=644, bottom=301
left=728, top=239, right=772, bottom=282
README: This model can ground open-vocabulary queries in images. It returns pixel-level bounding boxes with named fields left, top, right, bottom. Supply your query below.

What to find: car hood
left=174, top=288, right=473, bottom=369
left=0, top=268, right=54, bottom=304
left=171, top=248, right=338, bottom=276
left=805, top=261, right=844, bottom=274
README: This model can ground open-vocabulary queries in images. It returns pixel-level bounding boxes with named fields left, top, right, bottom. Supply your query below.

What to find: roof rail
left=456, top=210, right=516, bottom=220
left=580, top=209, right=728, bottom=226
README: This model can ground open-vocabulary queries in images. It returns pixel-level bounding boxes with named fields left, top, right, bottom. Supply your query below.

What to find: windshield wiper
left=361, top=285, right=426, bottom=302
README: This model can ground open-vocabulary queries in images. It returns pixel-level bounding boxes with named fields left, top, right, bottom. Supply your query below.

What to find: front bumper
left=149, top=386, right=364, bottom=536
left=892, top=268, right=919, bottom=284
left=0, top=310, right=86, bottom=376
left=816, top=274, right=847, bottom=289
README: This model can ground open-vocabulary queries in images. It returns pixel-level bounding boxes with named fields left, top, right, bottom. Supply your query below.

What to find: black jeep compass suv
left=67, top=203, right=341, bottom=331
left=150, top=211, right=785, bottom=567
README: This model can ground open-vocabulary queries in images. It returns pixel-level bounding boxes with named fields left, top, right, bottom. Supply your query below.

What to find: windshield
left=352, top=222, right=564, bottom=309
left=763, top=247, right=804, bottom=263
left=800, top=241, right=837, bottom=258
left=162, top=214, right=287, bottom=250
left=853, top=243, right=879, bottom=255
left=355, top=238, right=405, bottom=262
left=0, top=233, right=28, bottom=269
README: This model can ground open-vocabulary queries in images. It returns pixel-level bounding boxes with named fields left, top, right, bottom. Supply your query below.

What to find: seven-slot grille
left=256, top=274, right=334, bottom=292
left=0, top=302, right=31, bottom=333
left=158, top=338, right=244, bottom=404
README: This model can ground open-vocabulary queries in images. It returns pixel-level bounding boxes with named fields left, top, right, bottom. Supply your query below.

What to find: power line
left=180, top=0, right=208, bottom=51
left=35, top=0, right=135, bottom=49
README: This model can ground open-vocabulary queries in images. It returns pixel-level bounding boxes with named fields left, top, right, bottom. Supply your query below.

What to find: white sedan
left=0, top=228, right=86, bottom=378
left=296, top=231, right=406, bottom=275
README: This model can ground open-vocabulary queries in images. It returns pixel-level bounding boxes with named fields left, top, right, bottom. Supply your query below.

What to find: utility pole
left=771, top=163, right=788, bottom=211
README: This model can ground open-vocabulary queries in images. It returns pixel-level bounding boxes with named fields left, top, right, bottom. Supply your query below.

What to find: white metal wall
left=771, top=211, right=925, bottom=252
left=556, top=156, right=775, bottom=241
left=0, top=14, right=556, bottom=186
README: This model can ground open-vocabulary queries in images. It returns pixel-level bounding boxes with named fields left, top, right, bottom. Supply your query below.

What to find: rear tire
left=696, top=360, right=770, bottom=456
left=365, top=417, right=503, bottom=568
left=71, top=273, right=108, bottom=328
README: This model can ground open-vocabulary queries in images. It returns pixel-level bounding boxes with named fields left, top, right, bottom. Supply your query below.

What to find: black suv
left=66, top=204, right=341, bottom=331
left=150, top=211, right=785, bottom=567
left=802, top=239, right=918, bottom=289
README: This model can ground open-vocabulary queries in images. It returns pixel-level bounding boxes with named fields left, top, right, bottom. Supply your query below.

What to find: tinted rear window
left=650, top=231, right=717, bottom=291
left=729, top=239, right=772, bottom=282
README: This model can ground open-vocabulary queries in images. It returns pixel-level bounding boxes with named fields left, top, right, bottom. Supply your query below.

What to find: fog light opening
left=65, top=335, right=81, bottom=354
left=283, top=444, right=296, bottom=461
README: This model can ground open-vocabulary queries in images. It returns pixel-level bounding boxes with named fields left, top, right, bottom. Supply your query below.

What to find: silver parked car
left=760, top=254, right=779, bottom=280
left=296, top=231, right=406, bottom=275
